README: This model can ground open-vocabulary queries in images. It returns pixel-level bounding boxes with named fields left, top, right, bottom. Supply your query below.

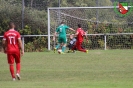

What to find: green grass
left=0, top=50, right=133, bottom=88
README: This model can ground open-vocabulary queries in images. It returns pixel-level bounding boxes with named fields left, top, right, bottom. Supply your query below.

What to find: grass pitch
left=0, top=50, right=133, bottom=88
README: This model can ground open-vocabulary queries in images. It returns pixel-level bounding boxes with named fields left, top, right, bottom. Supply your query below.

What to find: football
left=57, top=49, right=62, bottom=54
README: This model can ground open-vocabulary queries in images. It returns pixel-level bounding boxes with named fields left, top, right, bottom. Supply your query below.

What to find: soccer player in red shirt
left=2, top=22, right=24, bottom=81
left=72, top=24, right=88, bottom=53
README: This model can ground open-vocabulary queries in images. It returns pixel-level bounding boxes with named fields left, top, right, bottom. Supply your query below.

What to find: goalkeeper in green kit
left=53, top=21, right=75, bottom=54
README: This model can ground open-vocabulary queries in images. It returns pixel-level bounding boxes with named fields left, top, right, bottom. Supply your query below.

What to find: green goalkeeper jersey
left=56, top=24, right=70, bottom=38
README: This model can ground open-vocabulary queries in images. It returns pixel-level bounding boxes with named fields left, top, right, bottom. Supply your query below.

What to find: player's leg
left=81, top=43, right=84, bottom=49
left=54, top=43, right=60, bottom=53
left=70, top=45, right=76, bottom=53
left=76, top=42, right=87, bottom=52
left=70, top=44, right=75, bottom=50
left=72, top=46, right=75, bottom=50
left=61, top=37, right=67, bottom=53
left=72, top=42, right=76, bottom=51
left=62, top=43, right=66, bottom=53
left=54, top=38, right=61, bottom=53
left=57, top=37, right=62, bottom=49
left=67, top=44, right=71, bottom=53
left=55, top=43, right=60, bottom=49
left=67, top=44, right=74, bottom=53
left=73, top=43, right=77, bottom=50
left=7, top=54, right=15, bottom=80
left=68, top=44, right=71, bottom=50
left=14, top=53, right=21, bottom=80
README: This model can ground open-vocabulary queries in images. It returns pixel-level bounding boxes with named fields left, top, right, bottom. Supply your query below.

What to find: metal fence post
left=96, top=0, right=99, bottom=28
left=22, top=36, right=25, bottom=51
left=58, top=0, right=61, bottom=23
left=48, top=8, right=51, bottom=50
left=22, top=0, right=25, bottom=30
left=104, top=34, right=107, bottom=50
left=22, top=0, right=25, bottom=51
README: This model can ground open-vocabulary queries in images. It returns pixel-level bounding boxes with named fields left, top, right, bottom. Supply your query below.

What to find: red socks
left=16, top=63, right=20, bottom=74
left=9, top=65, right=15, bottom=78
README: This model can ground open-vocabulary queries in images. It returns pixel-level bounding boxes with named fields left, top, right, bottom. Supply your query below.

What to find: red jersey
left=3, top=29, right=21, bottom=54
left=76, top=28, right=85, bottom=42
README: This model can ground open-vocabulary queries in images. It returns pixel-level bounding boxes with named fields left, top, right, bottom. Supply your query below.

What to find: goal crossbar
left=48, top=6, right=132, bottom=10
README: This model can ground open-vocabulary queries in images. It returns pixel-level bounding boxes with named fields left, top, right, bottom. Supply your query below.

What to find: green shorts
left=58, top=37, right=67, bottom=43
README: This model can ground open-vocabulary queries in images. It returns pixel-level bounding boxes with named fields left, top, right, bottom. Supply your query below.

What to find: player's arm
left=2, top=39, right=7, bottom=53
left=17, top=33, right=24, bottom=56
left=53, top=32, right=57, bottom=41
left=18, top=39, right=24, bottom=56
left=75, top=31, right=79, bottom=36
left=69, top=28, right=75, bottom=32
left=53, top=27, right=59, bottom=41
left=2, top=33, right=7, bottom=53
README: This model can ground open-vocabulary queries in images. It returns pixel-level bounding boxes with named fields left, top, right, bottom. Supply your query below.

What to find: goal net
left=48, top=7, right=133, bottom=50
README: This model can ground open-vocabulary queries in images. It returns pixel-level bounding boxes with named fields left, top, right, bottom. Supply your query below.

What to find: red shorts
left=7, top=53, right=20, bottom=64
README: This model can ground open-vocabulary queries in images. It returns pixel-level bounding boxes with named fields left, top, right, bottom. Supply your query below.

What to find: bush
left=18, top=25, right=48, bottom=52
